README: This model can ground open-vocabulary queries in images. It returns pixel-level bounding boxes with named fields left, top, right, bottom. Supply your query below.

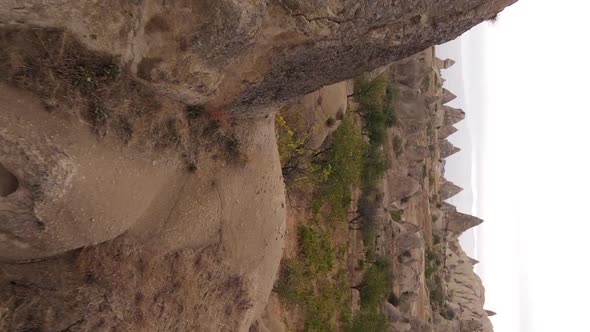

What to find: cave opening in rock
left=0, top=161, right=18, bottom=197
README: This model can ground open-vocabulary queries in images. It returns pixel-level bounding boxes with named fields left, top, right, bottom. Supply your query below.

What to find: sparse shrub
left=390, top=210, right=402, bottom=222
left=90, top=102, right=108, bottom=123
left=358, top=256, right=392, bottom=309
left=313, top=113, right=365, bottom=221
left=433, top=234, right=441, bottom=245
left=275, top=225, right=350, bottom=331
left=297, top=225, right=335, bottom=275
left=353, top=74, right=388, bottom=110
left=349, top=309, right=388, bottom=332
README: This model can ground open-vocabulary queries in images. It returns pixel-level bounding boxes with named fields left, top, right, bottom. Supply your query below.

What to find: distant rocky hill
left=378, top=50, right=494, bottom=332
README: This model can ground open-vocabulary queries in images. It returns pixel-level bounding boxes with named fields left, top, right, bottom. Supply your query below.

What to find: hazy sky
left=437, top=1, right=590, bottom=331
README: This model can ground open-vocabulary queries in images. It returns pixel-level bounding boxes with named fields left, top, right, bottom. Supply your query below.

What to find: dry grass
left=0, top=236, right=251, bottom=331
left=0, top=26, right=245, bottom=167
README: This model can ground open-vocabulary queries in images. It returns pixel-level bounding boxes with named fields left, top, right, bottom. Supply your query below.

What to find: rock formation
left=439, top=125, right=459, bottom=139
left=445, top=207, right=484, bottom=235
left=0, top=0, right=516, bottom=112
left=0, top=0, right=518, bottom=330
left=442, top=88, right=458, bottom=104
left=443, top=106, right=466, bottom=126
left=444, top=240, right=493, bottom=332
left=435, top=58, right=457, bottom=70
left=440, top=139, right=461, bottom=158
left=441, top=178, right=464, bottom=200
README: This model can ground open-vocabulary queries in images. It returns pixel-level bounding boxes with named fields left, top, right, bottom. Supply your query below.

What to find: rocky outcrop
left=444, top=238, right=493, bottom=332
left=440, top=139, right=461, bottom=158
left=387, top=173, right=421, bottom=202
left=441, top=178, right=464, bottom=200
left=435, top=57, right=456, bottom=70
left=443, top=106, right=466, bottom=126
left=0, top=0, right=516, bottom=112
left=442, top=88, right=458, bottom=104
left=404, top=145, right=430, bottom=162
left=439, top=125, right=458, bottom=139
left=443, top=59, right=456, bottom=69
left=446, top=210, right=484, bottom=236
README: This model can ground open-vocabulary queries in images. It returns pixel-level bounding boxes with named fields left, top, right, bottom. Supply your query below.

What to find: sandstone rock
left=407, top=163, right=425, bottom=181
left=439, top=125, right=458, bottom=139
left=445, top=237, right=493, bottom=332
left=0, top=0, right=517, bottom=111
left=440, top=139, right=461, bottom=158
left=433, top=313, right=461, bottom=332
left=443, top=106, right=466, bottom=126
left=394, top=55, right=431, bottom=90
left=442, top=88, right=458, bottom=104
left=394, top=85, right=431, bottom=134
left=435, top=57, right=456, bottom=70
left=395, top=231, right=424, bottom=253
left=403, top=145, right=430, bottom=162
left=387, top=173, right=421, bottom=202
left=447, top=211, right=484, bottom=235
left=409, top=318, right=433, bottom=332
left=443, top=59, right=457, bottom=69
left=441, top=178, right=464, bottom=200
left=384, top=302, right=403, bottom=322
left=392, top=321, right=412, bottom=332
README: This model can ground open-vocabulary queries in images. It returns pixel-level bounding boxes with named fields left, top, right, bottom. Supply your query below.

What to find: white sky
left=439, top=1, right=590, bottom=331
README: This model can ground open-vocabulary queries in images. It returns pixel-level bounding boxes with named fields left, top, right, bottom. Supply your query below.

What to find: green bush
left=359, top=256, right=392, bottom=309
left=313, top=113, right=365, bottom=221
left=276, top=227, right=350, bottom=331
left=390, top=210, right=402, bottom=222
left=298, top=225, right=335, bottom=275
left=354, top=74, right=388, bottom=110
left=349, top=309, right=388, bottom=332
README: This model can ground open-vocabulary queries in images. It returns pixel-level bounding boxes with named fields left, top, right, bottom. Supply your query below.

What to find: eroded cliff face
left=0, top=0, right=515, bottom=330
left=1, top=0, right=515, bottom=112
left=364, top=50, right=494, bottom=331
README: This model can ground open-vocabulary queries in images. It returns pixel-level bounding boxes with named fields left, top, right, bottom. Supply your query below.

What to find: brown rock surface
left=443, top=106, right=466, bottom=126
left=442, top=88, right=458, bottom=104
left=0, top=0, right=516, bottom=111
left=444, top=238, right=493, bottom=332
left=441, top=178, right=464, bottom=200
left=440, top=139, right=461, bottom=158
left=447, top=210, right=484, bottom=236
left=439, top=125, right=459, bottom=139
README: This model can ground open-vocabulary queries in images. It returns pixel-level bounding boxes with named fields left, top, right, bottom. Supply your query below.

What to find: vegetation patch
left=275, top=225, right=350, bottom=331
left=350, top=256, right=392, bottom=332
left=312, top=113, right=365, bottom=222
